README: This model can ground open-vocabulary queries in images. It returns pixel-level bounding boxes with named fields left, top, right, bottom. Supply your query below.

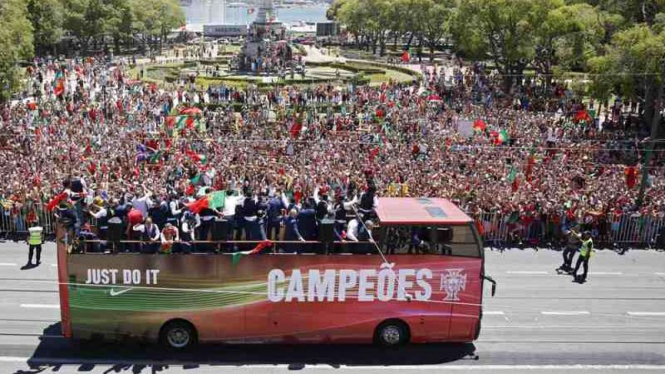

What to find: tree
left=326, top=0, right=350, bottom=21
left=0, top=0, right=33, bottom=102
left=61, top=0, right=109, bottom=53
left=336, top=0, right=367, bottom=48
left=131, top=0, right=185, bottom=52
left=589, top=24, right=665, bottom=128
left=422, top=0, right=455, bottom=61
left=26, top=0, right=64, bottom=56
left=452, top=0, right=542, bottom=91
left=533, top=2, right=604, bottom=86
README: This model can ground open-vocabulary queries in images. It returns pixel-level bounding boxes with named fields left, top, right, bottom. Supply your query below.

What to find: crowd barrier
left=1, top=207, right=663, bottom=248
left=476, top=211, right=665, bottom=249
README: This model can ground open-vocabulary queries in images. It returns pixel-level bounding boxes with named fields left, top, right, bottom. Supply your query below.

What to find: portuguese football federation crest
left=440, top=269, right=467, bottom=301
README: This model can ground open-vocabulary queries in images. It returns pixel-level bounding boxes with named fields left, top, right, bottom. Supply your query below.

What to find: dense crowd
left=1, top=49, right=664, bottom=248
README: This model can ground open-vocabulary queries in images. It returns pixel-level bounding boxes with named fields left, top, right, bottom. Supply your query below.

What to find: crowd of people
left=1, top=47, right=664, bottom=250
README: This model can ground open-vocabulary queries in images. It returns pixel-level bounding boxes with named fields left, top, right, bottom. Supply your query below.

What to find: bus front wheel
left=375, top=320, right=410, bottom=347
left=160, top=320, right=198, bottom=351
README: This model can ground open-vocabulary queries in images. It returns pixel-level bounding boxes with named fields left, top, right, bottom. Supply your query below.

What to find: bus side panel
left=449, top=258, right=482, bottom=342
left=66, top=254, right=479, bottom=344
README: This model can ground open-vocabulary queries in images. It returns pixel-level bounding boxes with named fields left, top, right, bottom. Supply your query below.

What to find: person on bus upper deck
left=131, top=186, right=153, bottom=219
left=284, top=209, right=306, bottom=253
left=358, top=184, right=379, bottom=218
left=166, top=193, right=183, bottom=227
left=198, top=201, right=219, bottom=252
left=346, top=218, right=375, bottom=254
left=242, top=189, right=258, bottom=240
left=160, top=223, right=180, bottom=254
left=148, top=200, right=168, bottom=230
left=297, top=199, right=318, bottom=242
left=222, top=187, right=242, bottom=243
left=256, top=192, right=269, bottom=241
left=266, top=189, right=287, bottom=241
left=88, top=197, right=108, bottom=239
left=180, top=212, right=199, bottom=254
left=314, top=187, right=333, bottom=222
left=133, top=217, right=160, bottom=254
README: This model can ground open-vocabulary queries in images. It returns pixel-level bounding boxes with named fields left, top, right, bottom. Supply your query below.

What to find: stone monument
left=235, top=0, right=291, bottom=73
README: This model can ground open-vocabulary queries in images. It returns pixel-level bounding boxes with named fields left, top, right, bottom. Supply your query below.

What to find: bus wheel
left=160, top=320, right=197, bottom=351
left=375, top=320, right=410, bottom=347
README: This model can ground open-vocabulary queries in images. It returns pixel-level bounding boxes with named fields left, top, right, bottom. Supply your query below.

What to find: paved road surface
left=0, top=242, right=663, bottom=373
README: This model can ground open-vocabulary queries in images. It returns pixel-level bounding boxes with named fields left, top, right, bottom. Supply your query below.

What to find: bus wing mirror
left=483, top=275, right=497, bottom=297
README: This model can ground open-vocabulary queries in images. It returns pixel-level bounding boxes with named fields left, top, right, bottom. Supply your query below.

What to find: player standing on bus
left=572, top=231, right=594, bottom=283
left=27, top=224, right=44, bottom=267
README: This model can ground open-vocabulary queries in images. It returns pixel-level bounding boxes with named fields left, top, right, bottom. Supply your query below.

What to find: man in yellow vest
left=27, top=225, right=44, bottom=267
left=572, top=231, right=594, bottom=283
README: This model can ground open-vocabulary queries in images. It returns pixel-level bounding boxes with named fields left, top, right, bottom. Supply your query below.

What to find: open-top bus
left=56, top=198, right=496, bottom=349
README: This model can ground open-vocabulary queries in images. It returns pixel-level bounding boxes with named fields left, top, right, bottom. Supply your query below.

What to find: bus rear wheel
left=160, top=320, right=197, bottom=351
left=375, top=320, right=410, bottom=347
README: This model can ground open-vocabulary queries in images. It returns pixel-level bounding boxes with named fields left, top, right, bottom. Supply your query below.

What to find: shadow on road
left=18, top=323, right=477, bottom=373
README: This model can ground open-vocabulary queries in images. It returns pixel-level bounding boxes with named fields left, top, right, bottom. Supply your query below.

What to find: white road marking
left=0, top=263, right=17, bottom=266
left=627, top=312, right=665, bottom=317
left=541, top=311, right=590, bottom=316
left=484, top=311, right=505, bottom=315
left=0, top=357, right=28, bottom=362
left=506, top=271, right=548, bottom=275
left=590, top=272, right=623, bottom=275
left=19, top=304, right=59, bottom=309
left=655, top=272, right=665, bottom=276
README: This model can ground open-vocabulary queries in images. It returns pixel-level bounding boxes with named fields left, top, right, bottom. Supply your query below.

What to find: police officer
left=572, top=231, right=594, bottom=283
left=27, top=225, right=44, bottom=267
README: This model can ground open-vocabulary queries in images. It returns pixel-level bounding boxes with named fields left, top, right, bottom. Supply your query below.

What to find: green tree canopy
left=0, top=0, right=34, bottom=102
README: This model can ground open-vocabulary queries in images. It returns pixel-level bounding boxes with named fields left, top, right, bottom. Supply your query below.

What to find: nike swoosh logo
left=109, top=288, right=133, bottom=297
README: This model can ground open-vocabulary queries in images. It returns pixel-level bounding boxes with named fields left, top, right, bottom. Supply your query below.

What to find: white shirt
left=346, top=219, right=360, bottom=242
left=90, top=207, right=107, bottom=220
left=133, top=224, right=160, bottom=241
left=132, top=194, right=153, bottom=218
left=223, top=194, right=244, bottom=217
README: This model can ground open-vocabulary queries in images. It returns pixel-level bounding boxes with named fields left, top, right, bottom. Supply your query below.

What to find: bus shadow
left=22, top=323, right=477, bottom=372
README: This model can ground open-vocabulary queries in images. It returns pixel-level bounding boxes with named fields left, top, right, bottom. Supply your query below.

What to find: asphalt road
left=0, top=242, right=664, bottom=373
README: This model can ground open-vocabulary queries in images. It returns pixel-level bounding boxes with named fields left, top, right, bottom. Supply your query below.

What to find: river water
left=184, top=0, right=329, bottom=26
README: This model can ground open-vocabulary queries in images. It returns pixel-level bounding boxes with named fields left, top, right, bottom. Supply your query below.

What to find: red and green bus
left=56, top=198, right=496, bottom=349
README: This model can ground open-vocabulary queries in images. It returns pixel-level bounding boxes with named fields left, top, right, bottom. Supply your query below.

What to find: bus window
left=446, top=225, right=481, bottom=258
left=380, top=225, right=480, bottom=258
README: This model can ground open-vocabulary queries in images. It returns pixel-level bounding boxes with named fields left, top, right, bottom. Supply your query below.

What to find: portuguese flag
left=498, top=130, right=510, bottom=144
left=185, top=149, right=207, bottom=165
left=176, top=115, right=195, bottom=130
left=186, top=191, right=226, bottom=214
left=46, top=191, right=69, bottom=212
left=232, top=240, right=274, bottom=266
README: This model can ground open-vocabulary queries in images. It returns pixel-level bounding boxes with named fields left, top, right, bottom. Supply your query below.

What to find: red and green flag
left=498, top=130, right=510, bottom=144
left=186, top=191, right=226, bottom=214
left=176, top=115, right=195, bottom=130
left=574, top=110, right=592, bottom=124
left=507, top=165, right=517, bottom=183
left=46, top=191, right=68, bottom=212
left=473, top=119, right=487, bottom=132
left=54, top=79, right=65, bottom=96
left=232, top=240, right=274, bottom=266
left=185, top=149, right=207, bottom=165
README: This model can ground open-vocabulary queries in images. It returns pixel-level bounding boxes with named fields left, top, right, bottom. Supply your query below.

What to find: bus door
left=443, top=224, right=483, bottom=341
